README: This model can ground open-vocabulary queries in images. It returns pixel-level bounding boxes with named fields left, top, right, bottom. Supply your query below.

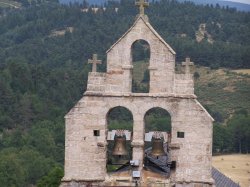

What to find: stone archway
left=144, top=107, right=172, bottom=133
left=143, top=107, right=172, bottom=174
left=143, top=106, right=172, bottom=151
left=106, top=106, right=133, bottom=172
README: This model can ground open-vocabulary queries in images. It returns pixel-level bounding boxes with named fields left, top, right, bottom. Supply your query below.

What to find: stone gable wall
left=63, top=96, right=213, bottom=184
left=62, top=15, right=214, bottom=187
left=86, top=18, right=194, bottom=96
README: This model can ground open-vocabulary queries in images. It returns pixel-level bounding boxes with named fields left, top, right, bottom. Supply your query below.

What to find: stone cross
left=135, top=0, right=149, bottom=15
left=182, top=57, right=194, bottom=74
left=88, top=54, right=102, bottom=72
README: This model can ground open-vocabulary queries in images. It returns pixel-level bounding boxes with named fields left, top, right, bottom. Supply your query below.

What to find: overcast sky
left=225, top=0, right=250, bottom=4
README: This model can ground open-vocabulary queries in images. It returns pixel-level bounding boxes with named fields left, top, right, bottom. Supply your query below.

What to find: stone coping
left=131, top=141, right=144, bottom=147
left=84, top=92, right=197, bottom=99
left=61, top=178, right=104, bottom=182
left=122, top=65, right=133, bottom=70
left=175, top=178, right=215, bottom=185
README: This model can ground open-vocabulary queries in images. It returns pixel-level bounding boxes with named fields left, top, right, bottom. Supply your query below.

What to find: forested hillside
left=59, top=0, right=250, bottom=12
left=0, top=0, right=249, bottom=186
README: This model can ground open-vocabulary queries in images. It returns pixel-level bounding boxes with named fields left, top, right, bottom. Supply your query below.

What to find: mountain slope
left=0, top=1, right=249, bottom=186
left=58, top=0, right=250, bottom=11
left=179, top=0, right=250, bottom=11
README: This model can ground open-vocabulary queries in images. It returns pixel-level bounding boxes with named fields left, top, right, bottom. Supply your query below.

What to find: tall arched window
left=143, top=107, right=172, bottom=174
left=106, top=106, right=133, bottom=172
left=131, top=40, right=150, bottom=93
left=144, top=107, right=171, bottom=133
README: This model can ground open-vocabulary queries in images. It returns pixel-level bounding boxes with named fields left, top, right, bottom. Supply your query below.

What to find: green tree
left=0, top=149, right=25, bottom=187
left=228, top=114, right=250, bottom=153
left=213, top=123, right=233, bottom=153
left=19, top=148, right=56, bottom=184
left=27, top=126, right=57, bottom=158
left=37, top=166, right=64, bottom=187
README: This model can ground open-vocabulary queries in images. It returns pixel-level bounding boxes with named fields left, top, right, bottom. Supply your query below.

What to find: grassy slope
left=194, top=67, right=250, bottom=121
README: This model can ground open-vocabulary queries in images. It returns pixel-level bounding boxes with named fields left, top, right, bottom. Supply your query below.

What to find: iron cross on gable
left=182, top=57, right=194, bottom=74
left=135, top=0, right=149, bottom=15
left=88, top=54, right=102, bottom=72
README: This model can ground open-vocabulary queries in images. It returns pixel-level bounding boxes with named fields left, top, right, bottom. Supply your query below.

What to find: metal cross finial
left=182, top=57, right=194, bottom=74
left=88, top=54, right=102, bottom=72
left=135, top=0, right=149, bottom=15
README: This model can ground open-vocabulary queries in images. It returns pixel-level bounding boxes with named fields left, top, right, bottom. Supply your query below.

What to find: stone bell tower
left=61, top=0, right=214, bottom=186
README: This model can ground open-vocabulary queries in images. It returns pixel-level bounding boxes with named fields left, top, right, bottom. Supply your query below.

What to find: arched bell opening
left=106, top=106, right=133, bottom=173
left=131, top=39, right=150, bottom=93
left=143, top=107, right=172, bottom=175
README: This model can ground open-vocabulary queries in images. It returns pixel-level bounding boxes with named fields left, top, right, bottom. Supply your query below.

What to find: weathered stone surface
left=61, top=14, right=214, bottom=187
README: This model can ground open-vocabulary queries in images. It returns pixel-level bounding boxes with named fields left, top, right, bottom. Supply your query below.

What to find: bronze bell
left=150, top=137, right=166, bottom=157
left=112, top=135, right=128, bottom=156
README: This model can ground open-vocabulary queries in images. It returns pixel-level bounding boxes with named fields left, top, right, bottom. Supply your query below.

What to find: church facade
left=61, top=2, right=214, bottom=187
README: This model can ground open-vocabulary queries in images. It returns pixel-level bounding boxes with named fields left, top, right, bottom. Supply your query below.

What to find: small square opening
left=93, top=130, right=100, bottom=136
left=177, top=131, right=185, bottom=138
left=171, top=161, right=176, bottom=169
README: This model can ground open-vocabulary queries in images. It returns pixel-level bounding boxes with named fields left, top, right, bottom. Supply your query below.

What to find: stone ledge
left=115, top=176, right=131, bottom=181
left=84, top=91, right=197, bottom=99
left=148, top=66, right=157, bottom=70
left=97, top=141, right=107, bottom=147
left=61, top=178, right=105, bottom=182
left=131, top=141, right=144, bottom=147
left=122, top=65, right=133, bottom=70
left=88, top=72, right=106, bottom=77
left=175, top=178, right=215, bottom=185
left=169, top=143, right=181, bottom=149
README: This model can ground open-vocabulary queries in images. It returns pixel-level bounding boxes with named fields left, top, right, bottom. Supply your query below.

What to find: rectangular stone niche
left=177, top=131, right=185, bottom=138
left=93, top=130, right=100, bottom=136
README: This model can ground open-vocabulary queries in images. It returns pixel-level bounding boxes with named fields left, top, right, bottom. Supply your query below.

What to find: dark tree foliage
left=0, top=0, right=249, bottom=186
left=107, top=106, right=133, bottom=123
left=37, top=166, right=64, bottom=187
left=132, top=40, right=150, bottom=62
left=213, top=113, right=250, bottom=154
left=145, top=107, right=171, bottom=132
left=0, top=0, right=249, bottom=69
